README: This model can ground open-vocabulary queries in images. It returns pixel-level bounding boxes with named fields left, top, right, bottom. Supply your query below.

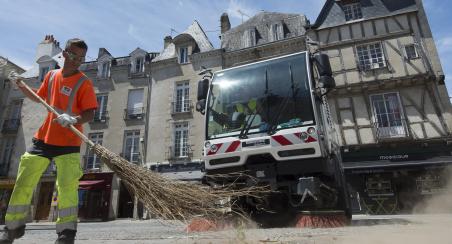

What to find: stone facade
left=146, top=21, right=221, bottom=180
left=0, top=56, right=25, bottom=223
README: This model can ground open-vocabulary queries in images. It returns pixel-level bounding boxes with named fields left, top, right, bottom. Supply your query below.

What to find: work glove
left=55, top=113, right=77, bottom=127
left=7, top=71, right=25, bottom=88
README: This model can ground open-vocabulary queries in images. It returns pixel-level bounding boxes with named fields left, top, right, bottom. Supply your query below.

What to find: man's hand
left=8, top=71, right=25, bottom=88
left=54, top=113, right=78, bottom=127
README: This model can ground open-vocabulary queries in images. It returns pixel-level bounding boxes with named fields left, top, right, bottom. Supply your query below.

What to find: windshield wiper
left=238, top=113, right=257, bottom=139
left=267, top=64, right=299, bottom=135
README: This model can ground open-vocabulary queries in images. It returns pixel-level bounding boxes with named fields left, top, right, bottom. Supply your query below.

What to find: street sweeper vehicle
left=196, top=51, right=352, bottom=227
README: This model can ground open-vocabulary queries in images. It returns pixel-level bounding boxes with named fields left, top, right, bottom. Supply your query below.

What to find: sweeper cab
left=196, top=51, right=351, bottom=227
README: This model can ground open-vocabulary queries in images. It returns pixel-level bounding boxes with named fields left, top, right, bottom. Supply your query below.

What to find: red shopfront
left=78, top=172, right=113, bottom=221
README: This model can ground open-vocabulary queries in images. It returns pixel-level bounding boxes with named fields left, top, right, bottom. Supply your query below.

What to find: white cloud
left=226, top=0, right=259, bottom=22
left=127, top=24, right=148, bottom=47
left=437, top=37, right=452, bottom=53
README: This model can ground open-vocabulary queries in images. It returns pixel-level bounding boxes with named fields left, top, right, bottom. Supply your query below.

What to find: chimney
left=35, top=34, right=62, bottom=61
left=164, top=36, right=172, bottom=49
left=220, top=13, right=231, bottom=34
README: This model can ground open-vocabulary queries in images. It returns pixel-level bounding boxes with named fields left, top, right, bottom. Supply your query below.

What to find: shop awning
left=0, top=179, right=15, bottom=189
left=79, top=180, right=104, bottom=190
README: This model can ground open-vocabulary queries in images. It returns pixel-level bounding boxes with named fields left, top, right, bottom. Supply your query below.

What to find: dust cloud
left=412, top=166, right=452, bottom=214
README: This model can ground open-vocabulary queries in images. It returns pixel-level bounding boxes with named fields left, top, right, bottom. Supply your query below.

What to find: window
left=174, top=122, right=189, bottom=158
left=2, top=100, right=22, bottom=134
left=100, top=62, right=110, bottom=78
left=125, top=89, right=144, bottom=119
left=405, top=44, right=419, bottom=60
left=123, top=131, right=140, bottom=163
left=9, top=100, right=22, bottom=120
left=343, top=3, right=363, bottom=21
left=179, top=47, right=188, bottom=64
left=0, top=137, right=14, bottom=176
left=85, top=133, right=103, bottom=170
left=39, top=67, right=50, bottom=81
left=174, top=82, right=190, bottom=113
left=271, top=23, right=283, bottom=41
left=243, top=28, right=257, bottom=48
left=134, top=57, right=144, bottom=73
left=370, top=93, right=407, bottom=139
left=94, top=94, right=108, bottom=122
left=356, top=43, right=386, bottom=70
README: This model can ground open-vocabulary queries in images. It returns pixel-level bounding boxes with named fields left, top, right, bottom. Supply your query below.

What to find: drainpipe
left=143, top=69, right=152, bottom=168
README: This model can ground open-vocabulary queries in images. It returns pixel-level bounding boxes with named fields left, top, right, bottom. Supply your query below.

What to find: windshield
left=207, top=52, right=315, bottom=139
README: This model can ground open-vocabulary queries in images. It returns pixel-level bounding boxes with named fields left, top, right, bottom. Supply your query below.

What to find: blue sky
left=0, top=0, right=450, bottom=94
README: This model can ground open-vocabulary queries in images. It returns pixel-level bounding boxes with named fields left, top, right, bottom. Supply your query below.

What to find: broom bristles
left=92, top=144, right=269, bottom=221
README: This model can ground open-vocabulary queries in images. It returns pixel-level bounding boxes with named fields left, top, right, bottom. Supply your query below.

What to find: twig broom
left=10, top=72, right=268, bottom=222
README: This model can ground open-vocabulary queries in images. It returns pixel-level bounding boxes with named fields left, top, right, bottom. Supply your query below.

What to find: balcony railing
left=1, top=119, right=20, bottom=134
left=150, top=162, right=204, bottom=173
left=358, top=59, right=389, bottom=72
left=171, top=100, right=192, bottom=115
left=120, top=152, right=141, bottom=164
left=166, top=146, right=192, bottom=161
left=123, top=107, right=145, bottom=120
left=84, top=155, right=101, bottom=171
left=373, top=118, right=408, bottom=140
left=92, top=111, right=109, bottom=123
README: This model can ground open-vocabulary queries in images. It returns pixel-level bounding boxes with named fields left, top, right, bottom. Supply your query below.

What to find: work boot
left=0, top=226, right=25, bottom=244
left=55, top=229, right=76, bottom=244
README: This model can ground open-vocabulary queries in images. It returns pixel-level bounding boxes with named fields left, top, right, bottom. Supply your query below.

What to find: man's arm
left=74, top=109, right=96, bottom=125
left=14, top=78, right=42, bottom=103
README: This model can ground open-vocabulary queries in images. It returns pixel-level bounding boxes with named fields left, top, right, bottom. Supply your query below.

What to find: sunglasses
left=65, top=50, right=86, bottom=63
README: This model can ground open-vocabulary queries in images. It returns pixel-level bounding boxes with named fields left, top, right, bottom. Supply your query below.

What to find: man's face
left=63, top=44, right=87, bottom=69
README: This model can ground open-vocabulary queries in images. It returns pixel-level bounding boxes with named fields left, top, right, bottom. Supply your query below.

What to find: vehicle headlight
left=204, top=141, right=211, bottom=149
left=300, top=132, right=309, bottom=140
left=307, top=127, right=316, bottom=135
left=210, top=144, right=218, bottom=152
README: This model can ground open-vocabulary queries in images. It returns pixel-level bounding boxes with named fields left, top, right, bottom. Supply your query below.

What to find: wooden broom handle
left=17, top=79, right=95, bottom=148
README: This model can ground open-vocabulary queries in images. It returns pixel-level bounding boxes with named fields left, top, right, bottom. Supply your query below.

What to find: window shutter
left=278, top=23, right=283, bottom=39
left=97, top=63, right=102, bottom=78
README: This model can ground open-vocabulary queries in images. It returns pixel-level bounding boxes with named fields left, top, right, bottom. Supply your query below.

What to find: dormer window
left=134, top=57, right=144, bottom=73
left=343, top=2, right=363, bottom=21
left=39, top=66, right=50, bottom=81
left=243, top=28, right=257, bottom=48
left=270, top=23, right=284, bottom=42
left=179, top=47, right=188, bottom=64
left=100, top=61, right=110, bottom=79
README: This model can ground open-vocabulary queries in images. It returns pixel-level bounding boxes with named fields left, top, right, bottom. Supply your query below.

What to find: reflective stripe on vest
left=58, top=207, right=78, bottom=218
left=6, top=204, right=29, bottom=214
left=56, top=221, right=77, bottom=232
left=47, top=70, right=88, bottom=116
left=47, top=70, right=58, bottom=104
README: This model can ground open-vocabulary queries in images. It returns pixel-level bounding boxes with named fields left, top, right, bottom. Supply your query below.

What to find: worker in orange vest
left=1, top=37, right=98, bottom=244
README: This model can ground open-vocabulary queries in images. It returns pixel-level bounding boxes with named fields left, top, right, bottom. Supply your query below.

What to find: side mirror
left=196, top=99, right=206, bottom=115
left=197, top=78, right=209, bottom=101
left=318, top=76, right=335, bottom=89
left=313, top=53, right=332, bottom=76
left=313, top=53, right=336, bottom=90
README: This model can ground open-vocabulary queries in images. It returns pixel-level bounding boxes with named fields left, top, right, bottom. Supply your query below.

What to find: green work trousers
left=5, top=152, right=83, bottom=233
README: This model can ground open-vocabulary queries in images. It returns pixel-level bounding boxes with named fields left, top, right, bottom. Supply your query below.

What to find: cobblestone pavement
left=2, top=214, right=451, bottom=244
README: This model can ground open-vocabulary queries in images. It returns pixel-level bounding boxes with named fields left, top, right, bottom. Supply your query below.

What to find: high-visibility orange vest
left=34, top=69, right=98, bottom=146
